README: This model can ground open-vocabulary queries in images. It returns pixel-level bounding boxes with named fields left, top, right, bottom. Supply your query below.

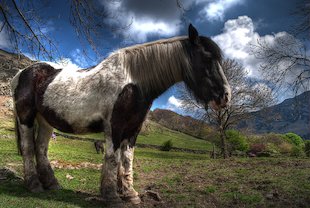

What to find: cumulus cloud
left=197, top=0, right=244, bottom=21
left=70, top=49, right=90, bottom=68
left=161, top=95, right=184, bottom=113
left=168, top=96, right=182, bottom=108
left=101, top=0, right=193, bottom=42
left=43, top=58, right=81, bottom=70
left=212, top=16, right=298, bottom=78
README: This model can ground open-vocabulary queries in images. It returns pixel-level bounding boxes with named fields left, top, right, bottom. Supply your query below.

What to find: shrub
left=249, top=143, right=266, bottom=154
left=284, top=133, right=305, bottom=148
left=160, top=139, right=173, bottom=151
left=278, top=142, right=293, bottom=154
left=291, top=146, right=305, bottom=157
left=225, top=130, right=249, bottom=152
left=304, top=140, right=310, bottom=157
left=265, top=143, right=280, bottom=154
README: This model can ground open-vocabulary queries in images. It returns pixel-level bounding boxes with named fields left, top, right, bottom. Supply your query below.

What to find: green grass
left=1, top=118, right=310, bottom=207
left=56, top=120, right=213, bottom=151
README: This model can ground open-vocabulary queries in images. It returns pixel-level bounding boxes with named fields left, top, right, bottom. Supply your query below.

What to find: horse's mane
left=114, top=36, right=192, bottom=96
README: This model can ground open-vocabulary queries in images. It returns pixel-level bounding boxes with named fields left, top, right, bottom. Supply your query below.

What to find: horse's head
left=184, top=24, right=231, bottom=110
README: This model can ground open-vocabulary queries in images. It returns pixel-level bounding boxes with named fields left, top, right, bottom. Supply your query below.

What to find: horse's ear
left=188, top=24, right=199, bottom=45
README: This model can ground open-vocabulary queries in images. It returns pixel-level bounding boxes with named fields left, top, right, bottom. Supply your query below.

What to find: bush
left=249, top=143, right=266, bottom=154
left=278, top=142, right=293, bottom=154
left=160, top=139, right=173, bottom=151
left=291, top=146, right=305, bottom=157
left=225, top=130, right=249, bottom=152
left=284, top=133, right=305, bottom=148
left=304, top=140, right=310, bottom=157
left=265, top=143, right=280, bottom=154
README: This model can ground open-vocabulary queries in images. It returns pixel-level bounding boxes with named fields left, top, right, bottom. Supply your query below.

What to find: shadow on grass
left=0, top=179, right=104, bottom=208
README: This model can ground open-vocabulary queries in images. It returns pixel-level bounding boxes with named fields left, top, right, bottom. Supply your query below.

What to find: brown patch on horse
left=14, top=63, right=74, bottom=132
left=111, top=84, right=152, bottom=150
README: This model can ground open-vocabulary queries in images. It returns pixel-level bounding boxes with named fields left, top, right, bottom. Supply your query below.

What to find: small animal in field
left=51, top=132, right=56, bottom=141
left=11, top=24, right=231, bottom=205
left=94, top=140, right=104, bottom=154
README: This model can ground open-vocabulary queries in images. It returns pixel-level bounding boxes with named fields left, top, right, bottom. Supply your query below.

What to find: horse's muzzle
left=210, top=91, right=231, bottom=111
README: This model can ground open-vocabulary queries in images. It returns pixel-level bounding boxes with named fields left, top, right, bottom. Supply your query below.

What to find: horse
left=94, top=140, right=104, bottom=154
left=11, top=24, right=231, bottom=205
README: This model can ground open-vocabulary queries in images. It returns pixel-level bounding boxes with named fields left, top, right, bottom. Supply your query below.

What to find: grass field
left=1, top=117, right=310, bottom=207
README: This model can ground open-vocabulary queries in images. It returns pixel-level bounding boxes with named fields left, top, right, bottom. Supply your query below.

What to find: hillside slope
left=149, top=109, right=212, bottom=139
left=0, top=49, right=34, bottom=95
left=237, top=91, right=310, bottom=139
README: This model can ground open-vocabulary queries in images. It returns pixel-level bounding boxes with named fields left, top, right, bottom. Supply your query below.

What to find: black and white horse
left=11, top=25, right=231, bottom=204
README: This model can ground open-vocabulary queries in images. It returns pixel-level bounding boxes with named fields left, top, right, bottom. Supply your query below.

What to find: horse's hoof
left=46, top=182, right=62, bottom=191
left=102, top=196, right=124, bottom=207
left=119, top=190, right=141, bottom=204
left=26, top=179, right=44, bottom=193
left=127, top=196, right=141, bottom=204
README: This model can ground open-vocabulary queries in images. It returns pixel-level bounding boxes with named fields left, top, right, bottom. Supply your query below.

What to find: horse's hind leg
left=17, top=119, right=44, bottom=193
left=35, top=114, right=61, bottom=190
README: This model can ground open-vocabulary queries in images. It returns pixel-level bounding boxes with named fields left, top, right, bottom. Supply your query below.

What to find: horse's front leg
left=100, top=135, right=122, bottom=204
left=117, top=139, right=140, bottom=204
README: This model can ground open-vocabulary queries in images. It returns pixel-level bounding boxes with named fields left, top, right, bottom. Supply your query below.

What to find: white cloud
left=212, top=16, right=297, bottom=78
left=43, top=58, right=81, bottom=71
left=198, top=0, right=244, bottom=21
left=0, top=22, right=11, bottom=49
left=129, top=19, right=180, bottom=42
left=101, top=0, right=193, bottom=42
left=70, top=49, right=90, bottom=68
left=168, top=96, right=182, bottom=108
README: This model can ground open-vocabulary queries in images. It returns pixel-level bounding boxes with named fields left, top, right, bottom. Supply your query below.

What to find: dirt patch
left=50, top=160, right=102, bottom=170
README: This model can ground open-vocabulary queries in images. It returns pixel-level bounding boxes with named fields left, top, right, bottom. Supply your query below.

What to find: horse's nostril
left=224, top=92, right=229, bottom=101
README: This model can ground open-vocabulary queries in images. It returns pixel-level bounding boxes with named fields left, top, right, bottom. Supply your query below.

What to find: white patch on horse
left=43, top=37, right=192, bottom=133
left=42, top=56, right=128, bottom=133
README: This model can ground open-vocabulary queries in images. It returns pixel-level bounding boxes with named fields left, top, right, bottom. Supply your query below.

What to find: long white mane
left=111, top=36, right=193, bottom=95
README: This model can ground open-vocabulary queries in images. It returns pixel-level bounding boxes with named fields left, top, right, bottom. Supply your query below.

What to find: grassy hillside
left=1, top=116, right=310, bottom=207
left=56, top=120, right=214, bottom=151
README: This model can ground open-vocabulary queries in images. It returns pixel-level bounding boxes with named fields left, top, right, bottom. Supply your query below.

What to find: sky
left=0, top=0, right=307, bottom=114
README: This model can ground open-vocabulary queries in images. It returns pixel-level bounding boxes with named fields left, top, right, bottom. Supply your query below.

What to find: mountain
left=0, top=49, right=34, bottom=96
left=236, top=91, right=310, bottom=139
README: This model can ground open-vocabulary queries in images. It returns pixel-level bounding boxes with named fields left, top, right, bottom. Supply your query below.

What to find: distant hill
left=236, top=91, right=310, bottom=139
left=149, top=109, right=213, bottom=139
left=0, top=49, right=34, bottom=95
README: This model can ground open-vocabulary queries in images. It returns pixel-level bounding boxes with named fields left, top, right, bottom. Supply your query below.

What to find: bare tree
left=0, top=0, right=58, bottom=60
left=252, top=34, right=310, bottom=94
left=0, top=0, right=186, bottom=61
left=178, top=59, right=274, bottom=158
left=251, top=0, right=310, bottom=95
left=292, top=0, right=310, bottom=37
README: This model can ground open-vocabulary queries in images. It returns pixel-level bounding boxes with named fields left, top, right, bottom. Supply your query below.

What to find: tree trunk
left=220, top=128, right=228, bottom=159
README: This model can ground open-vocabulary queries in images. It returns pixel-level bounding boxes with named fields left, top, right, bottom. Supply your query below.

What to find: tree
left=178, top=59, right=274, bottom=158
left=0, top=0, right=113, bottom=60
left=251, top=0, right=310, bottom=94
left=0, top=0, right=185, bottom=61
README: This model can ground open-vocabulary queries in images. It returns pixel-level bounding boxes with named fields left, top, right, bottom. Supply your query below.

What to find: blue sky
left=0, top=0, right=306, bottom=113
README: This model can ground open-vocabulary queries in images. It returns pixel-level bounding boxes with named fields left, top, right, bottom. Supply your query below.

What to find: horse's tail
left=11, top=71, right=22, bottom=155
left=14, top=109, right=22, bottom=155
